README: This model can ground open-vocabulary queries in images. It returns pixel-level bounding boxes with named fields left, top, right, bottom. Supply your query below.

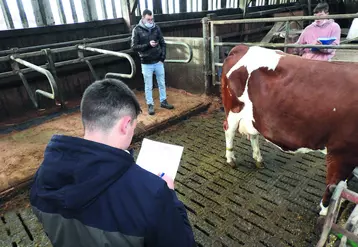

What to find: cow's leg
left=224, top=114, right=240, bottom=168
left=250, top=134, right=264, bottom=169
left=320, top=153, right=355, bottom=216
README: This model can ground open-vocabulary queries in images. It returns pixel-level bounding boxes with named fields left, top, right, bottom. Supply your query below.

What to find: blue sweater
left=30, top=135, right=195, bottom=247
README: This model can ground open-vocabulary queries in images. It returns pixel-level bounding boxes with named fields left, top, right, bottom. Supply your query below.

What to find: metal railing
left=0, top=36, right=194, bottom=110
left=207, top=13, right=358, bottom=86
left=10, top=55, right=59, bottom=109
left=164, top=40, right=193, bottom=63
left=77, top=45, right=136, bottom=80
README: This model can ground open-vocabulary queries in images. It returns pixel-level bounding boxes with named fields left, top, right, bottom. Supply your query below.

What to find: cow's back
left=249, top=54, right=358, bottom=151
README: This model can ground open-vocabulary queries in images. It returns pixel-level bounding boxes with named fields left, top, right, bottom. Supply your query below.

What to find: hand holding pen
left=158, top=172, right=174, bottom=190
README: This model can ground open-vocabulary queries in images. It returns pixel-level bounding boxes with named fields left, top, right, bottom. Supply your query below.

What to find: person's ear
left=119, top=116, right=132, bottom=135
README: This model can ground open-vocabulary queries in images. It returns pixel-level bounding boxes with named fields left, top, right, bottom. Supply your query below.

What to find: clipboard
left=136, top=138, right=184, bottom=179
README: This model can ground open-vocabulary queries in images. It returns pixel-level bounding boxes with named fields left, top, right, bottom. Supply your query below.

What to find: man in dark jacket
left=30, top=78, right=196, bottom=247
left=131, top=9, right=174, bottom=115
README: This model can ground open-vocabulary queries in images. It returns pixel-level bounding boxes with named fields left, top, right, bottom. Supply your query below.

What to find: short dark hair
left=80, top=78, right=142, bottom=132
left=314, top=2, right=329, bottom=13
left=142, top=9, right=152, bottom=16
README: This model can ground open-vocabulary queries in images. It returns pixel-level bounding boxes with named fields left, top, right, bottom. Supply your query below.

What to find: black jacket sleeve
left=131, top=26, right=150, bottom=52
left=157, top=26, right=166, bottom=62
left=149, top=184, right=196, bottom=247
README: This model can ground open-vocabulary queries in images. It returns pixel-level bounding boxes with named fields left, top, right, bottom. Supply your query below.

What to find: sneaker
left=160, top=100, right=174, bottom=110
left=148, top=104, right=155, bottom=115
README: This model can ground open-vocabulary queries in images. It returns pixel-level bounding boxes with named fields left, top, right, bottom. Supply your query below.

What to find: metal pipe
left=164, top=40, right=193, bottom=63
left=78, top=45, right=136, bottom=79
left=10, top=55, right=59, bottom=101
left=202, top=16, right=211, bottom=95
left=214, top=42, right=358, bottom=49
left=0, top=34, right=131, bottom=56
left=211, top=13, right=358, bottom=25
left=0, top=37, right=132, bottom=63
left=283, top=21, right=289, bottom=53
left=0, top=49, right=134, bottom=80
left=210, top=21, right=216, bottom=87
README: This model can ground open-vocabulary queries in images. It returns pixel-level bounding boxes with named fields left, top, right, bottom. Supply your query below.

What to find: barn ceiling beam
left=69, top=0, right=78, bottom=23
left=32, top=0, right=55, bottom=26
left=16, top=0, right=29, bottom=28
left=56, top=0, right=67, bottom=24
left=0, top=0, right=14, bottom=29
left=82, top=0, right=98, bottom=21
left=122, top=0, right=137, bottom=31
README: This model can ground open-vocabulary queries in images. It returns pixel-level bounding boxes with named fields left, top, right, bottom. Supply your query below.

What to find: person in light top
left=295, top=2, right=341, bottom=61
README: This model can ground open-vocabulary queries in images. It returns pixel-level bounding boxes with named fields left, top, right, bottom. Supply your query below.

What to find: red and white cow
left=221, top=44, right=358, bottom=216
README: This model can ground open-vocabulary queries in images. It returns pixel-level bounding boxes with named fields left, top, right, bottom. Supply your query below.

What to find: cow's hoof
left=228, top=161, right=237, bottom=168
left=255, top=161, right=265, bottom=169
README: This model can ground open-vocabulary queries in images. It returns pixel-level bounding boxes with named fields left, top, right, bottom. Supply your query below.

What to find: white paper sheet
left=136, top=138, right=184, bottom=179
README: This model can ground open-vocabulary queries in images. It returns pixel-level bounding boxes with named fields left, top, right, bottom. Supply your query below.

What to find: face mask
left=144, top=22, right=153, bottom=28
left=315, top=19, right=326, bottom=26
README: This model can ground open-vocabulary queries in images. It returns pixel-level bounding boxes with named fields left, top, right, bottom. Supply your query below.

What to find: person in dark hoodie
left=131, top=9, right=174, bottom=116
left=30, top=78, right=196, bottom=247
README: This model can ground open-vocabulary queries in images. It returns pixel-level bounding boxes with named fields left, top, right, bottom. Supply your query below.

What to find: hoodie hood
left=33, top=135, right=134, bottom=210
left=139, top=19, right=156, bottom=30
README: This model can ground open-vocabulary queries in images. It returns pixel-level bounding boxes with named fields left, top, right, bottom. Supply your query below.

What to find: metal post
left=307, top=0, right=312, bottom=16
left=11, top=61, right=39, bottom=109
left=69, top=0, right=78, bottom=23
left=210, top=21, right=216, bottom=86
left=16, top=0, right=29, bottom=28
left=56, top=0, right=67, bottom=24
left=0, top=0, right=14, bottom=29
left=284, top=21, right=289, bottom=53
left=202, top=16, right=211, bottom=95
left=10, top=55, right=59, bottom=108
left=43, top=49, right=65, bottom=108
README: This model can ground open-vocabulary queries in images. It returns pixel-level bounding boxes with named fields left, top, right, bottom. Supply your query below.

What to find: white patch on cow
left=333, top=108, right=336, bottom=111
left=265, top=139, right=327, bottom=155
left=319, top=200, right=328, bottom=216
left=224, top=47, right=282, bottom=166
left=225, top=46, right=282, bottom=139
left=226, top=46, right=283, bottom=78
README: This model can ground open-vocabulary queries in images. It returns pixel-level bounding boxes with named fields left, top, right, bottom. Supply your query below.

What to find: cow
left=221, top=44, right=358, bottom=216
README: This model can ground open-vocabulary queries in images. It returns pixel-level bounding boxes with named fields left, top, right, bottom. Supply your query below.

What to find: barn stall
left=1, top=0, right=358, bottom=246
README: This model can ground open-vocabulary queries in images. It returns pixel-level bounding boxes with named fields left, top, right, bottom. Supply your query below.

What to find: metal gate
left=0, top=36, right=193, bottom=110
left=203, top=13, right=358, bottom=87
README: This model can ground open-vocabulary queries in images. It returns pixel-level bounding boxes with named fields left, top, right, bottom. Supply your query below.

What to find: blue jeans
left=141, top=62, right=166, bottom=105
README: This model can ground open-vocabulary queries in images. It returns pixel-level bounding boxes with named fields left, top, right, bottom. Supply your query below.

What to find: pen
left=160, top=172, right=165, bottom=178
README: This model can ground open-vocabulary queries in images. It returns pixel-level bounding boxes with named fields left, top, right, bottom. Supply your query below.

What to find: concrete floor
left=3, top=109, right=357, bottom=246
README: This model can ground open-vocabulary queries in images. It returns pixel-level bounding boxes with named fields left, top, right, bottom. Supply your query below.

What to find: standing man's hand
left=150, top=40, right=158, bottom=47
